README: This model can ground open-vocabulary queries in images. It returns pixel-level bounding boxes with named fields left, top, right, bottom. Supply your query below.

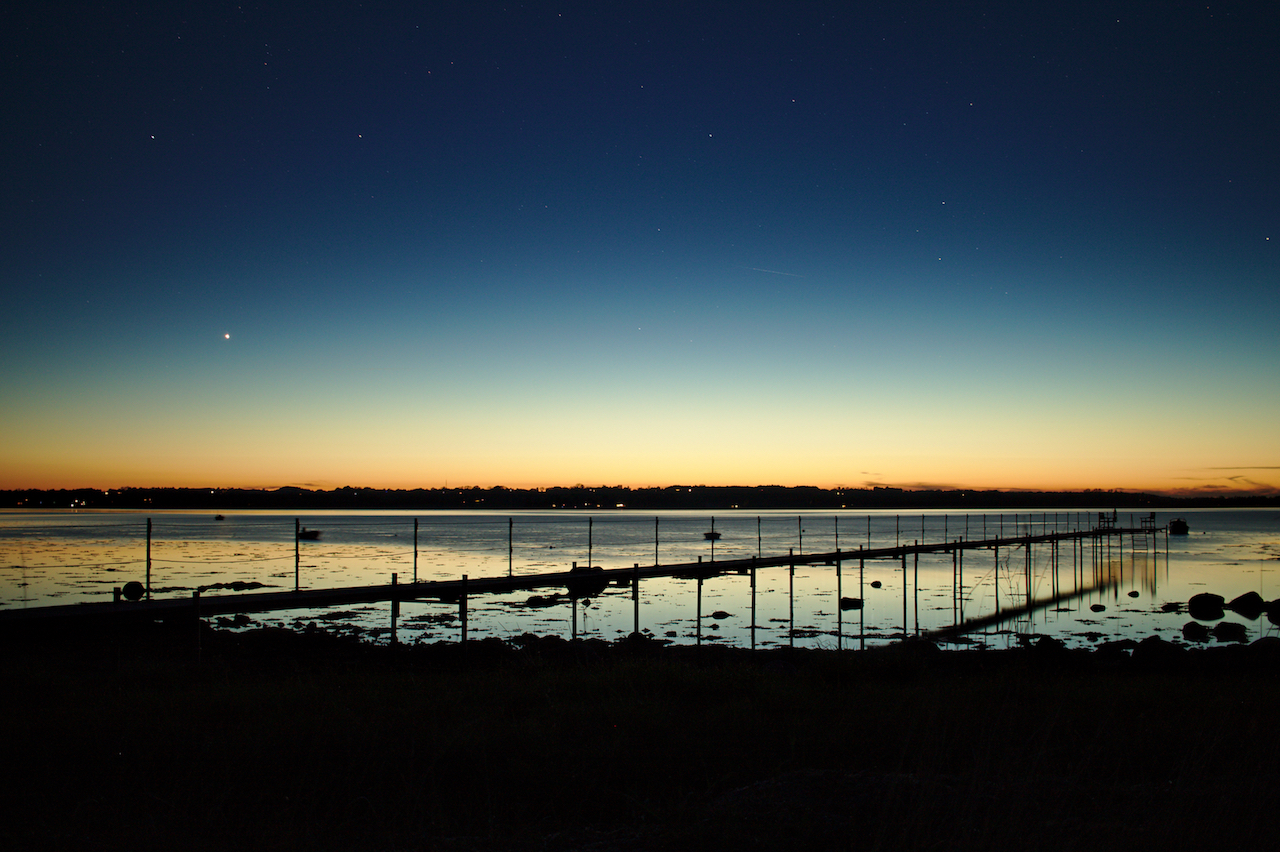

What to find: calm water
left=2, top=508, right=1278, bottom=649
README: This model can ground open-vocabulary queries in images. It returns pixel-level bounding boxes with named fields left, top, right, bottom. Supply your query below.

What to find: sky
left=3, top=1, right=1278, bottom=495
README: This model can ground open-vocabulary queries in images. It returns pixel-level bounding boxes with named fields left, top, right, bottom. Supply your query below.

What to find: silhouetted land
left=5, top=617, right=1280, bottom=851
left=6, top=484, right=1279, bottom=511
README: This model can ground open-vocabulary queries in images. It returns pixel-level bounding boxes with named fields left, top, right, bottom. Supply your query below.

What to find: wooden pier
left=0, top=518, right=1168, bottom=645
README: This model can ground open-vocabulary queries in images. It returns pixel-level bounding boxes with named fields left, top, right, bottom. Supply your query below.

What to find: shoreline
left=7, top=621, right=1280, bottom=851
left=8, top=484, right=1280, bottom=511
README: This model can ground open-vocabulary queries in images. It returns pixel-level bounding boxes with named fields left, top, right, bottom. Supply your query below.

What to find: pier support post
left=994, top=544, right=1000, bottom=615
left=391, top=572, right=399, bottom=645
left=193, top=589, right=201, bottom=660
left=460, top=574, right=468, bottom=644
left=859, top=554, right=865, bottom=651
left=750, top=556, right=757, bottom=651
left=697, top=576, right=703, bottom=645
left=836, top=551, right=843, bottom=650
left=1025, top=539, right=1032, bottom=608
left=294, top=518, right=300, bottom=593
left=1052, top=539, right=1058, bottom=597
left=632, top=564, right=640, bottom=636
left=789, top=548, right=795, bottom=648
left=146, top=518, right=152, bottom=601
left=901, top=552, right=908, bottom=638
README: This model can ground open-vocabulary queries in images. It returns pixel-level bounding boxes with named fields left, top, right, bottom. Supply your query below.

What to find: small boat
left=298, top=527, right=322, bottom=541
left=1168, top=518, right=1189, bottom=535
left=703, top=530, right=721, bottom=541
left=214, top=514, right=225, bottom=521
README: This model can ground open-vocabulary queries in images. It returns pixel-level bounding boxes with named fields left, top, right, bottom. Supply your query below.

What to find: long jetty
left=0, top=518, right=1167, bottom=644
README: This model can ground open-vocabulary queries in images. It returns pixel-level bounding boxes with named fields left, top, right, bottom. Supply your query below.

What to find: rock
left=1161, top=602, right=1182, bottom=613
left=1034, top=636, right=1065, bottom=653
left=1227, top=592, right=1265, bottom=620
left=1181, top=621, right=1210, bottom=642
left=1212, top=621, right=1249, bottom=644
left=870, top=581, right=882, bottom=589
left=710, top=610, right=732, bottom=620
left=565, top=565, right=608, bottom=599
left=1127, top=590, right=1140, bottom=598
left=839, top=597, right=863, bottom=611
left=1095, top=638, right=1137, bottom=657
left=1090, top=604, right=1106, bottom=613
left=1187, top=593, right=1225, bottom=621
left=122, top=581, right=145, bottom=601
left=1248, top=636, right=1280, bottom=657
left=1133, top=635, right=1185, bottom=664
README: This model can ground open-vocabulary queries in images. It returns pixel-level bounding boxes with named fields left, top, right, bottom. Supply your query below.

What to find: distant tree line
left=4, top=485, right=1277, bottom=511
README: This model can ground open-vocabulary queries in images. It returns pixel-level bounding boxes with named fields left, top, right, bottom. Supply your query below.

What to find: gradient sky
left=3, top=1, right=1277, bottom=494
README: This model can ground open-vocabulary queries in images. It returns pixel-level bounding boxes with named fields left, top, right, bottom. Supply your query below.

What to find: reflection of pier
left=0, top=517, right=1170, bottom=648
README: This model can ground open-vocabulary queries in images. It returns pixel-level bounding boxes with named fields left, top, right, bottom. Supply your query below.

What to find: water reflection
left=1, top=509, right=1277, bottom=650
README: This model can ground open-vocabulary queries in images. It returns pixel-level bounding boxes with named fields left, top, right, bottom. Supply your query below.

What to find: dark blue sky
left=4, top=2, right=1278, bottom=492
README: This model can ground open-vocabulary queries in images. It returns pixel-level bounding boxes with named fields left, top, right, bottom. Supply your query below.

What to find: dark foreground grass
left=4, top=621, right=1279, bottom=851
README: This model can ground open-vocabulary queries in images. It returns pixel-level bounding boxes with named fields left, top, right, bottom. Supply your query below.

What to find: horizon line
left=4, top=483, right=1278, bottom=499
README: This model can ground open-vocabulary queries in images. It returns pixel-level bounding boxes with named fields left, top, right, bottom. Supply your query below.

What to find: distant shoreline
left=5, top=484, right=1279, bottom=511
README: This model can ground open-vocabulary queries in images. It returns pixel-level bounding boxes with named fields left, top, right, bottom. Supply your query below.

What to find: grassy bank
left=4, top=622, right=1279, bottom=851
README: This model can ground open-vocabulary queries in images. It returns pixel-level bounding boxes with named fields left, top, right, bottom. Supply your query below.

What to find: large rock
left=1212, top=621, right=1249, bottom=644
left=564, top=565, right=608, bottom=600
left=1187, top=593, right=1225, bottom=621
left=1181, top=621, right=1210, bottom=643
left=1133, top=635, right=1186, bottom=664
left=1227, top=592, right=1265, bottom=620
left=1249, top=636, right=1280, bottom=656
